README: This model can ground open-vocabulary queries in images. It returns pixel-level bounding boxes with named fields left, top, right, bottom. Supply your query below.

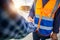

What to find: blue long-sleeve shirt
left=0, top=8, right=36, bottom=39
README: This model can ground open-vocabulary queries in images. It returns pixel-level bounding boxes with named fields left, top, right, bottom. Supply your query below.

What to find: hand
left=28, top=16, right=34, bottom=22
left=51, top=33, right=58, bottom=40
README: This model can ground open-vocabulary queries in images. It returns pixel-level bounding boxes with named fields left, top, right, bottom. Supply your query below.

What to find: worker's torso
left=34, top=0, right=57, bottom=36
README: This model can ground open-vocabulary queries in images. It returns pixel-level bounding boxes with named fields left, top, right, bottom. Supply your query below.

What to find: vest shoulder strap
left=52, top=0, right=60, bottom=14
left=51, top=0, right=60, bottom=18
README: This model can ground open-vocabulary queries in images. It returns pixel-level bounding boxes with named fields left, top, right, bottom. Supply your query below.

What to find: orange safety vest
left=35, top=0, right=59, bottom=30
left=35, top=0, right=56, bottom=17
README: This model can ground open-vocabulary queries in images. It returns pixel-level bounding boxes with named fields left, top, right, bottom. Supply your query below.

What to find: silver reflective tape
left=36, top=16, right=53, bottom=21
left=40, top=25, right=53, bottom=30
left=35, top=15, right=40, bottom=18
left=42, top=17, right=53, bottom=21
left=35, top=24, right=53, bottom=30
left=35, top=16, right=53, bottom=21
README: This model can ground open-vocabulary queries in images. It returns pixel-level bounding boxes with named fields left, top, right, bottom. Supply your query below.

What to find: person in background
left=51, top=3, right=60, bottom=40
left=28, top=0, right=60, bottom=40
left=0, top=0, right=36, bottom=40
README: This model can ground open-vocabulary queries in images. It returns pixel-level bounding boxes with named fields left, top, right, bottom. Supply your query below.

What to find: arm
left=29, top=4, right=35, bottom=18
left=0, top=9, right=36, bottom=39
left=53, top=7, right=60, bottom=33
left=0, top=0, right=36, bottom=39
left=28, top=4, right=35, bottom=22
left=51, top=7, right=60, bottom=40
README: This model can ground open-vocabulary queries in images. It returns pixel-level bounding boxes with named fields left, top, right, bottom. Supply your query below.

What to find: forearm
left=29, top=3, right=35, bottom=18
left=0, top=12, right=36, bottom=39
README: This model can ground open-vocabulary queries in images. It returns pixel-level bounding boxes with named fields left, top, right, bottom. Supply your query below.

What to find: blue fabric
left=34, top=17, right=53, bottom=36
left=53, top=7, right=60, bottom=33
left=29, top=3, right=35, bottom=18
left=33, top=32, right=46, bottom=40
left=42, top=0, right=49, bottom=7
left=34, top=17, right=39, bottom=24
left=38, top=29, right=52, bottom=36
left=40, top=19, right=53, bottom=27
left=34, top=17, right=53, bottom=27
left=33, top=32, right=50, bottom=40
left=0, top=9, right=37, bottom=39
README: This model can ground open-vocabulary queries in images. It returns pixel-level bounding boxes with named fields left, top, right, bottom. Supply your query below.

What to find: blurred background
left=9, top=0, right=60, bottom=40
left=1, top=0, right=60, bottom=40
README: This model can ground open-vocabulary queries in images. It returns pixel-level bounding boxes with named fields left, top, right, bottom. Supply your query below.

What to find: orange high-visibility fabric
left=35, top=0, right=57, bottom=29
left=35, top=0, right=57, bottom=18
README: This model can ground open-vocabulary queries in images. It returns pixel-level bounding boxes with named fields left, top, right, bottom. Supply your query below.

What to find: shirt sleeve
left=29, top=4, right=35, bottom=18
left=53, top=7, right=60, bottom=33
left=17, top=17, right=36, bottom=38
left=0, top=9, right=36, bottom=39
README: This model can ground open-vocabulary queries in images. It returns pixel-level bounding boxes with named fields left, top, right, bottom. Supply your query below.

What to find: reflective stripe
left=35, top=15, right=40, bottom=18
left=40, top=25, right=53, bottom=30
left=34, top=16, right=53, bottom=27
left=34, top=24, right=53, bottom=30
left=42, top=17, right=53, bottom=21
left=35, top=16, right=53, bottom=21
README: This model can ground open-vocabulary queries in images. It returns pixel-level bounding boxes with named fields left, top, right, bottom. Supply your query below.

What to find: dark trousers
left=33, top=32, right=50, bottom=40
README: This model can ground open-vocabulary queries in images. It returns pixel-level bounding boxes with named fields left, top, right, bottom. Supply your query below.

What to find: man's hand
left=51, top=33, right=58, bottom=40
